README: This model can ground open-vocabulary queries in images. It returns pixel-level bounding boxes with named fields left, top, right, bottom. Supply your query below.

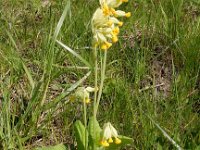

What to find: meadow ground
left=0, top=0, right=200, bottom=149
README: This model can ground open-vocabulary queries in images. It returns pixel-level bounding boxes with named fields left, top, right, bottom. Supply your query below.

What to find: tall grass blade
left=53, top=1, right=71, bottom=41
left=22, top=62, right=35, bottom=90
left=6, top=30, right=35, bottom=90
left=41, top=1, right=71, bottom=106
left=145, top=114, right=182, bottom=150
left=56, top=40, right=91, bottom=68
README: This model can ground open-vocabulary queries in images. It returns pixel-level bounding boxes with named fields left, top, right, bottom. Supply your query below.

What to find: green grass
left=0, top=0, right=200, bottom=149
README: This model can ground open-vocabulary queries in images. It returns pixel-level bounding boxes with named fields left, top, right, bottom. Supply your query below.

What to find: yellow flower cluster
left=100, top=122, right=121, bottom=147
left=73, top=87, right=96, bottom=104
left=91, top=0, right=131, bottom=51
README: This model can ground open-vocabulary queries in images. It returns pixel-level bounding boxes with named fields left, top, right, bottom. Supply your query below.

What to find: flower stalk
left=93, top=46, right=98, bottom=118
left=71, top=0, right=132, bottom=149
left=83, top=95, right=88, bottom=150
left=94, top=50, right=107, bottom=116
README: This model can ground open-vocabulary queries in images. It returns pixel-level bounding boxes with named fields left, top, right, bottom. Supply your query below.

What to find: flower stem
left=94, top=50, right=107, bottom=116
left=83, top=97, right=88, bottom=150
left=93, top=46, right=98, bottom=118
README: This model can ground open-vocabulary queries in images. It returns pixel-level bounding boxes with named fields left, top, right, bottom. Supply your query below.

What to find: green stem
left=94, top=50, right=107, bottom=116
left=83, top=97, right=88, bottom=150
left=93, top=47, right=98, bottom=118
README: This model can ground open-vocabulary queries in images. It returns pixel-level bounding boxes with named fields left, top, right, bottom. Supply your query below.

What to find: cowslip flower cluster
left=92, top=0, right=131, bottom=51
left=100, top=122, right=121, bottom=147
left=73, top=87, right=96, bottom=104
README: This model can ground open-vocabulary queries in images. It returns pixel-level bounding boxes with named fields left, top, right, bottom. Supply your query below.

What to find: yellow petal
left=112, top=35, right=118, bottom=43
left=125, top=12, right=131, bottom=18
left=112, top=27, right=120, bottom=35
left=115, top=137, right=121, bottom=144
left=100, top=140, right=110, bottom=147
left=105, top=41, right=112, bottom=48
left=101, top=41, right=112, bottom=50
left=118, top=21, right=123, bottom=27
left=108, top=138, right=113, bottom=143
left=102, top=4, right=110, bottom=16
left=101, top=43, right=108, bottom=50
left=110, top=8, right=116, bottom=15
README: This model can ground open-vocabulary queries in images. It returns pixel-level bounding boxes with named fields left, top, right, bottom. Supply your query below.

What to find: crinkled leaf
left=36, top=143, right=68, bottom=150
left=88, top=116, right=102, bottom=150
left=74, top=120, right=88, bottom=150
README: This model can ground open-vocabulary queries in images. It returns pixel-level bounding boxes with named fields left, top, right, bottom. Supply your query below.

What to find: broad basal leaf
left=74, top=120, right=88, bottom=150
left=88, top=116, right=102, bottom=150
left=36, top=143, right=68, bottom=150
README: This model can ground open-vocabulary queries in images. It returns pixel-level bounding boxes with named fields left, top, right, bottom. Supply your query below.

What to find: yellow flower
left=93, top=27, right=112, bottom=44
left=112, top=35, right=118, bottom=43
left=93, top=22, right=120, bottom=50
left=101, top=41, right=112, bottom=50
left=99, top=0, right=131, bottom=18
left=100, top=122, right=122, bottom=147
left=100, top=140, right=109, bottom=147
left=110, top=8, right=116, bottom=15
left=91, top=8, right=109, bottom=29
left=114, top=10, right=131, bottom=18
left=74, top=86, right=96, bottom=104
left=109, top=17, right=123, bottom=26
left=92, top=0, right=130, bottom=50
left=125, top=12, right=131, bottom=18
left=100, top=0, right=122, bottom=8
left=112, top=26, right=120, bottom=35
left=115, top=137, right=122, bottom=144
left=108, top=137, right=113, bottom=143
left=118, top=21, right=123, bottom=26
left=102, top=3, right=111, bottom=16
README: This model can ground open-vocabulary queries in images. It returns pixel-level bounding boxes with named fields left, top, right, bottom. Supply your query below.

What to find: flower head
left=100, top=122, right=122, bottom=147
left=73, top=86, right=96, bottom=104
left=100, top=0, right=128, bottom=8
left=92, top=0, right=131, bottom=51
left=91, top=8, right=110, bottom=29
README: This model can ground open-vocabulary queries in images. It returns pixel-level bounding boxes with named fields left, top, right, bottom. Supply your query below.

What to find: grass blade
left=22, top=62, right=35, bottom=90
left=53, top=1, right=71, bottom=41
left=41, top=1, right=71, bottom=106
left=145, top=114, right=182, bottom=150
left=43, top=71, right=91, bottom=111
left=6, top=30, right=35, bottom=91
left=56, top=40, right=91, bottom=68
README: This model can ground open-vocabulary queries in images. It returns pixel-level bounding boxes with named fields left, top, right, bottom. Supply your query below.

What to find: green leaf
left=195, top=145, right=200, bottom=150
left=53, top=1, right=71, bottom=41
left=56, top=40, right=91, bottom=68
left=22, top=62, right=35, bottom=90
left=105, top=135, right=133, bottom=150
left=36, top=143, right=68, bottom=150
left=74, top=120, right=88, bottom=150
left=88, top=116, right=102, bottom=150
